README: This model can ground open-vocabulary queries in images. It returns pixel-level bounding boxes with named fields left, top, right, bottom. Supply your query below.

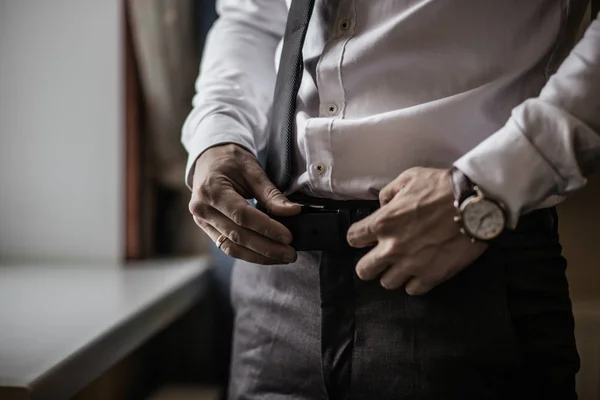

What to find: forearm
left=455, top=12, right=600, bottom=227
left=181, top=0, right=287, bottom=188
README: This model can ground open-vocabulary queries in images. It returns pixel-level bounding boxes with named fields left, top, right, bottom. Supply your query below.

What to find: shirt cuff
left=183, top=114, right=258, bottom=190
left=454, top=118, right=567, bottom=229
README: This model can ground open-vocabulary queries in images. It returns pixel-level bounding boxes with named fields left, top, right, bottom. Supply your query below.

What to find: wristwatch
left=450, top=167, right=507, bottom=242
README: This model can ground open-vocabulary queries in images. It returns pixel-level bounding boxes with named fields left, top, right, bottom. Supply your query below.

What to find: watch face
left=461, top=198, right=506, bottom=240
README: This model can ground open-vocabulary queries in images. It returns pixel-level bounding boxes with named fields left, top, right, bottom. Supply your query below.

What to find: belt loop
left=547, top=207, right=558, bottom=234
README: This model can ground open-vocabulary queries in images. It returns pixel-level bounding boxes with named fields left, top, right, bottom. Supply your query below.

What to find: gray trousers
left=228, top=209, right=579, bottom=400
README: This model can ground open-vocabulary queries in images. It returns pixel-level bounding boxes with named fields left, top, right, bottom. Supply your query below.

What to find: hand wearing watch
left=450, top=167, right=507, bottom=242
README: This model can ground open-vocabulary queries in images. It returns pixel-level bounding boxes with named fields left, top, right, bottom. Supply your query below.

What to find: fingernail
left=284, top=200, right=299, bottom=207
left=355, top=268, right=366, bottom=281
left=284, top=252, right=296, bottom=263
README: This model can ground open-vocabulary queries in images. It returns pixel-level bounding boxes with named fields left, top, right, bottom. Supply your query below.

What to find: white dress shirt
left=182, top=0, right=600, bottom=227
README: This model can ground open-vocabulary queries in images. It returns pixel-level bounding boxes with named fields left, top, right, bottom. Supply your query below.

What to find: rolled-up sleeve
left=455, top=12, right=600, bottom=228
left=181, top=0, right=287, bottom=188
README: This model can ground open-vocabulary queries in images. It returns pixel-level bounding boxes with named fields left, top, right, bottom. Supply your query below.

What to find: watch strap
left=450, top=167, right=475, bottom=206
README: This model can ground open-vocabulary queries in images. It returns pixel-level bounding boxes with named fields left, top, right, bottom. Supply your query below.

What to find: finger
left=193, top=216, right=224, bottom=244
left=403, top=235, right=483, bottom=295
left=378, top=174, right=410, bottom=206
left=405, top=277, right=436, bottom=296
left=203, top=207, right=297, bottom=263
left=355, top=240, right=396, bottom=281
left=378, top=183, right=398, bottom=207
left=379, top=260, right=413, bottom=290
left=347, top=209, right=384, bottom=248
left=210, top=185, right=295, bottom=244
left=194, top=217, right=285, bottom=265
left=244, top=165, right=301, bottom=217
left=400, top=244, right=451, bottom=295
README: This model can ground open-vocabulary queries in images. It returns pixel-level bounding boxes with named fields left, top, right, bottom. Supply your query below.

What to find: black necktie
left=265, top=0, right=316, bottom=191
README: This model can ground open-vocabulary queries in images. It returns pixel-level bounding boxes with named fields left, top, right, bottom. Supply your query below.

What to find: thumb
left=248, top=168, right=301, bottom=217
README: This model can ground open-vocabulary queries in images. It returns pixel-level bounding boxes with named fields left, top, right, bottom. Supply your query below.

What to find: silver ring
left=216, top=234, right=227, bottom=249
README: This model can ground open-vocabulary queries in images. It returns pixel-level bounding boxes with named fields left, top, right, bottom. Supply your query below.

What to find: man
left=183, top=1, right=600, bottom=399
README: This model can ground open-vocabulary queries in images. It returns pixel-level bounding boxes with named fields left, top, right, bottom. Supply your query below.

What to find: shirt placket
left=307, top=0, right=357, bottom=194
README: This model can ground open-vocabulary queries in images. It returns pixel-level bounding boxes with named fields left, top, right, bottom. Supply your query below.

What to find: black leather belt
left=261, top=193, right=380, bottom=252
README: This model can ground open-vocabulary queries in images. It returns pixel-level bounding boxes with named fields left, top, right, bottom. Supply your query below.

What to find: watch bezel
left=454, top=186, right=507, bottom=242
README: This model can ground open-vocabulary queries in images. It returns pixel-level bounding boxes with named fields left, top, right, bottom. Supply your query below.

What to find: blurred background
left=0, top=0, right=599, bottom=398
left=0, top=0, right=219, bottom=263
left=0, top=1, right=230, bottom=399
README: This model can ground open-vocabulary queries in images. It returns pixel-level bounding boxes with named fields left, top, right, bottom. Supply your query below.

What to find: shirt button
left=326, top=104, right=339, bottom=115
left=313, top=162, right=327, bottom=175
left=339, top=19, right=351, bottom=32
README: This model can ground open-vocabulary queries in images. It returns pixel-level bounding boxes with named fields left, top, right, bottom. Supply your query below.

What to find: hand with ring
left=189, top=144, right=301, bottom=264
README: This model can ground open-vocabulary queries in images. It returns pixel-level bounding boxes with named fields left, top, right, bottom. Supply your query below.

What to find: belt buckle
left=293, top=208, right=342, bottom=251
left=297, top=205, right=370, bottom=251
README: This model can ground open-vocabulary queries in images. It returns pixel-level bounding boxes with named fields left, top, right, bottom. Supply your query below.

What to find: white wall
left=0, top=0, right=123, bottom=262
